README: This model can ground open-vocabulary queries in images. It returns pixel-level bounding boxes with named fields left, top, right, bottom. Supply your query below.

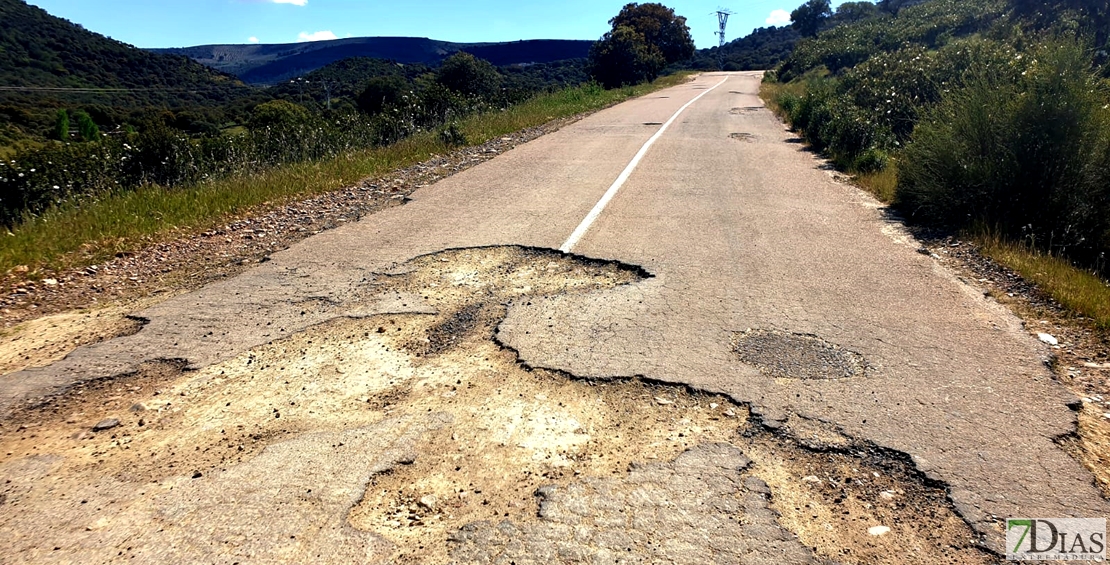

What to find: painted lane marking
left=559, top=74, right=732, bottom=253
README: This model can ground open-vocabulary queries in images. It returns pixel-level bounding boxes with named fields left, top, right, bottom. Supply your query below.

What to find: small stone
left=418, top=495, right=437, bottom=511
left=801, top=475, right=821, bottom=484
left=709, top=403, right=719, bottom=409
left=868, top=525, right=891, bottom=536
left=92, top=418, right=120, bottom=431
left=744, top=476, right=771, bottom=494
left=1103, top=413, right=1110, bottom=420
left=1038, top=333, right=1059, bottom=346
left=723, top=409, right=737, bottom=418
left=129, top=403, right=146, bottom=412
left=654, top=397, right=674, bottom=405
left=191, top=471, right=203, bottom=479
left=879, top=490, right=896, bottom=501
left=42, top=278, right=57, bottom=286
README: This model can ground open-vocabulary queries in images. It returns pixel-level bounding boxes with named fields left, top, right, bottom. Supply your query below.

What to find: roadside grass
left=976, top=233, right=1110, bottom=330
left=757, top=80, right=803, bottom=121
left=853, top=163, right=898, bottom=203
left=0, top=74, right=694, bottom=276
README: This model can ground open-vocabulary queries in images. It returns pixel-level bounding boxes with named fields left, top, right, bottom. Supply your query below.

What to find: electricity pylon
left=714, top=8, right=735, bottom=70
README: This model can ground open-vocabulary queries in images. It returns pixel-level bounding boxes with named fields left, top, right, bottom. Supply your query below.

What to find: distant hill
left=153, top=38, right=594, bottom=85
left=0, top=0, right=257, bottom=142
left=0, top=0, right=249, bottom=102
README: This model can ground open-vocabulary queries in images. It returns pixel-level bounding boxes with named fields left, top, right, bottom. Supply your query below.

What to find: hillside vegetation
left=765, top=0, right=1110, bottom=272
left=687, top=26, right=801, bottom=72
left=0, top=0, right=257, bottom=144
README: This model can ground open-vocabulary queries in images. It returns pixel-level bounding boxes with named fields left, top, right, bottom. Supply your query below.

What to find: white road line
left=559, top=74, right=732, bottom=253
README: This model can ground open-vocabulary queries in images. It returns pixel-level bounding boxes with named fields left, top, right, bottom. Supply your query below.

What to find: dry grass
left=977, top=234, right=1110, bottom=329
left=0, top=74, right=694, bottom=276
left=853, top=164, right=898, bottom=203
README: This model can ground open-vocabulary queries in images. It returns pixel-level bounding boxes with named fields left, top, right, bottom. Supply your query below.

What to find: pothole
left=0, top=308, right=147, bottom=377
left=730, top=106, right=763, bottom=115
left=733, top=329, right=868, bottom=380
left=730, top=132, right=756, bottom=142
left=1057, top=402, right=1110, bottom=497
left=0, top=247, right=985, bottom=564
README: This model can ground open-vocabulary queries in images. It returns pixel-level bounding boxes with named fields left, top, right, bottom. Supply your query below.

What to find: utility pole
left=320, top=79, right=335, bottom=111
left=714, top=8, right=735, bottom=70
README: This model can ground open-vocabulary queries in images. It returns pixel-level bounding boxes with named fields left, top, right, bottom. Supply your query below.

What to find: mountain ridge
left=152, top=37, right=594, bottom=85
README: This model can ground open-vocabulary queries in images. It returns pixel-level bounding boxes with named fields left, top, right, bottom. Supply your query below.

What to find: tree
left=435, top=52, right=502, bottom=99
left=589, top=25, right=667, bottom=88
left=877, top=0, right=913, bottom=15
left=608, top=3, right=695, bottom=64
left=589, top=3, right=694, bottom=88
left=53, top=109, right=69, bottom=141
left=73, top=110, right=99, bottom=141
left=832, top=1, right=880, bottom=24
left=357, top=76, right=410, bottom=115
left=249, top=100, right=311, bottom=129
left=790, top=0, right=832, bottom=37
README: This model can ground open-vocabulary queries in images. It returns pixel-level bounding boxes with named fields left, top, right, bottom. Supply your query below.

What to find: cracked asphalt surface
left=1, top=72, right=1106, bottom=561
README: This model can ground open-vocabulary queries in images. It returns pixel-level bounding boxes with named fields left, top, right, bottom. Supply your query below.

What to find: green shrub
left=439, top=122, right=467, bottom=147
left=435, top=53, right=503, bottom=99
left=53, top=109, right=69, bottom=142
left=897, top=39, right=1110, bottom=260
left=73, top=110, right=99, bottom=142
left=249, top=100, right=312, bottom=130
left=357, top=76, right=411, bottom=115
left=853, top=148, right=889, bottom=173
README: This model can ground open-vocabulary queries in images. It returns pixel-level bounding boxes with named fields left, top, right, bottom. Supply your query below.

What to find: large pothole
left=0, top=246, right=989, bottom=564
left=0, top=307, right=148, bottom=377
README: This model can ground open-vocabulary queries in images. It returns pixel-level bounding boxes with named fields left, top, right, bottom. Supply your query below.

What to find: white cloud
left=248, top=36, right=260, bottom=43
left=766, top=9, right=791, bottom=26
left=297, top=30, right=338, bottom=42
left=272, top=0, right=308, bottom=5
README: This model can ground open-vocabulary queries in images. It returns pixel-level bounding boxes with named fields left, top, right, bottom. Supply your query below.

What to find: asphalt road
left=2, top=72, right=1107, bottom=560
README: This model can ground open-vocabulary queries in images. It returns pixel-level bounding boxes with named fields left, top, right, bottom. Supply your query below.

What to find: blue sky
left=27, top=0, right=855, bottom=49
